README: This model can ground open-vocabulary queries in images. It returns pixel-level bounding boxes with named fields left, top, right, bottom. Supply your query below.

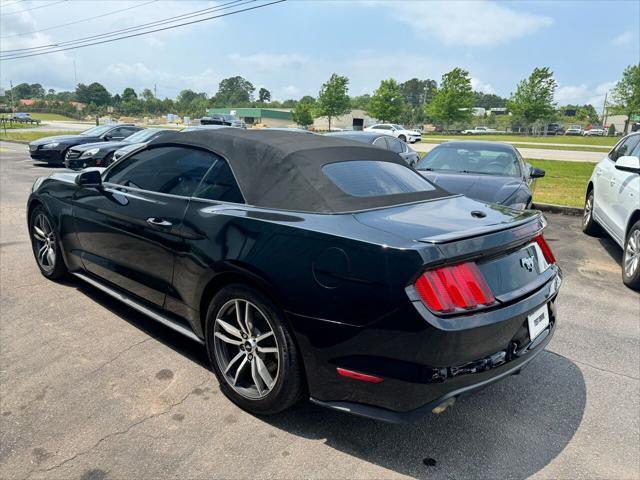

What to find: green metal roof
left=208, top=108, right=293, bottom=120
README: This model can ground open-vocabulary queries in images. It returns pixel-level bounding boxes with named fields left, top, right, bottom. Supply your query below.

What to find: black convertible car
left=416, top=141, right=545, bottom=209
left=27, top=129, right=561, bottom=422
left=28, top=124, right=141, bottom=164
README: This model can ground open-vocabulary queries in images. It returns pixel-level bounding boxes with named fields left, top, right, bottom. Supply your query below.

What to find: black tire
left=29, top=205, right=68, bottom=280
left=622, top=220, right=640, bottom=290
left=205, top=283, right=304, bottom=415
left=582, top=189, right=602, bottom=236
left=398, top=134, right=407, bottom=142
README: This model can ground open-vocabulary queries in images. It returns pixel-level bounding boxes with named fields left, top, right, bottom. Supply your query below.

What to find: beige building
left=312, top=109, right=378, bottom=131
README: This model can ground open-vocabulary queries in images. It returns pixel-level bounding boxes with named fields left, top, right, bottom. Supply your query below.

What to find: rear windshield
left=322, top=161, right=435, bottom=198
left=417, top=145, right=521, bottom=177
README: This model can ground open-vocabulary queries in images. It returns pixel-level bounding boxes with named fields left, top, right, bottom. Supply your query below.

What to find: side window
left=379, top=125, right=392, bottom=130
left=193, top=158, right=245, bottom=203
left=631, top=138, right=640, bottom=157
left=370, top=125, right=381, bottom=130
left=372, top=137, right=388, bottom=149
left=610, top=136, right=640, bottom=161
left=104, top=146, right=216, bottom=197
left=108, top=127, right=129, bottom=139
left=387, top=137, right=405, bottom=154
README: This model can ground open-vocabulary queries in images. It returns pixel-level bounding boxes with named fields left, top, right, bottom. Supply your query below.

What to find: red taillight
left=415, top=262, right=495, bottom=313
left=336, top=368, right=384, bottom=383
left=534, top=235, right=556, bottom=264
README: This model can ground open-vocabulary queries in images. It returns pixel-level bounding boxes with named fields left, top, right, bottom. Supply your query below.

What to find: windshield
left=390, top=124, right=404, bottom=130
left=417, top=145, right=522, bottom=177
left=81, top=125, right=113, bottom=136
left=222, top=115, right=237, bottom=121
left=124, top=129, right=160, bottom=143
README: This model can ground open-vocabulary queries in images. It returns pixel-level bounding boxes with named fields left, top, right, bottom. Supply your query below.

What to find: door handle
left=146, top=217, right=172, bottom=229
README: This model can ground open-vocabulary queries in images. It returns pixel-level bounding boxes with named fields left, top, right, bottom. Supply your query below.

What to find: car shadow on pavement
left=263, top=351, right=585, bottom=480
left=597, top=236, right=623, bottom=267
left=70, top=279, right=586, bottom=480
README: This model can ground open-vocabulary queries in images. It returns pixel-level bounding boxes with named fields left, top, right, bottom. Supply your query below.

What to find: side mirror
left=615, top=156, right=640, bottom=174
left=530, top=167, right=546, bottom=178
left=75, top=169, right=103, bottom=188
left=103, top=134, right=112, bottom=141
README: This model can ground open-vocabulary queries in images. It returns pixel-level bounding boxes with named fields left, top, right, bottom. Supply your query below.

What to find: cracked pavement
left=1, top=141, right=639, bottom=479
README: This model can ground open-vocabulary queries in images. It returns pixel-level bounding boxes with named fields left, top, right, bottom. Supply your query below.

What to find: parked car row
left=27, top=127, right=560, bottom=423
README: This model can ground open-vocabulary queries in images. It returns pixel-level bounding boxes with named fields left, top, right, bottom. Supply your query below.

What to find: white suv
left=364, top=124, right=421, bottom=143
left=583, top=132, right=640, bottom=289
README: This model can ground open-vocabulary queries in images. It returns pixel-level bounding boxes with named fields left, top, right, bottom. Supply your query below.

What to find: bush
left=608, top=124, right=616, bottom=136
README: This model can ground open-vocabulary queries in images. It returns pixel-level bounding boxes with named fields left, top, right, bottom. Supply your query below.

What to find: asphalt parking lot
left=1, top=141, right=638, bottom=480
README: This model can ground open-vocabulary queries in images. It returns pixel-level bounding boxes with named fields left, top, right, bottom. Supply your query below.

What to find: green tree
left=141, top=88, right=155, bottom=102
left=122, top=87, right=137, bottom=103
left=350, top=94, right=371, bottom=110
left=610, top=64, right=640, bottom=133
left=292, top=101, right=314, bottom=128
left=75, top=82, right=111, bottom=106
left=315, top=73, right=350, bottom=131
left=400, top=78, right=437, bottom=107
left=507, top=67, right=557, bottom=126
left=473, top=91, right=508, bottom=109
left=299, top=95, right=315, bottom=104
left=213, top=76, right=255, bottom=106
left=258, top=87, right=271, bottom=103
left=367, top=79, right=405, bottom=123
left=426, top=68, right=474, bottom=130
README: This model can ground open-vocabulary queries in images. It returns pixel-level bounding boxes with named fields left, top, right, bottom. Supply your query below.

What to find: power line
left=1, top=0, right=159, bottom=39
left=0, top=0, right=26, bottom=9
left=1, top=0, right=67, bottom=17
left=1, top=0, right=248, bottom=53
left=0, top=0, right=286, bottom=60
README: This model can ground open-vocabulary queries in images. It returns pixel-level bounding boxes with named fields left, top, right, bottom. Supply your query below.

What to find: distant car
left=9, top=112, right=33, bottom=122
left=415, top=141, right=545, bottom=209
left=28, top=124, right=142, bottom=165
left=201, top=114, right=245, bottom=128
left=565, top=125, right=583, bottom=136
left=364, top=124, right=422, bottom=143
left=326, top=131, right=420, bottom=167
left=583, top=126, right=607, bottom=136
left=65, top=128, right=175, bottom=170
left=461, top=126, right=497, bottom=135
left=546, top=123, right=564, bottom=135
left=583, top=132, right=640, bottom=289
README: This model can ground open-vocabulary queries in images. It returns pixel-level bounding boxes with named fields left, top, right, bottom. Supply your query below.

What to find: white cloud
left=611, top=30, right=635, bottom=46
left=471, top=77, right=494, bottom=94
left=227, top=53, right=308, bottom=71
left=384, top=1, right=553, bottom=46
left=281, top=85, right=300, bottom=96
left=555, top=81, right=617, bottom=111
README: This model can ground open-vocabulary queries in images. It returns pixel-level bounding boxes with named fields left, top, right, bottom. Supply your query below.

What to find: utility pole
left=601, top=91, right=608, bottom=126
left=73, top=60, right=78, bottom=86
left=9, top=80, right=14, bottom=113
left=154, top=83, right=157, bottom=98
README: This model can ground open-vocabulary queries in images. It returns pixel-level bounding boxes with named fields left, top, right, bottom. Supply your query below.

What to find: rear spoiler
left=418, top=211, right=544, bottom=244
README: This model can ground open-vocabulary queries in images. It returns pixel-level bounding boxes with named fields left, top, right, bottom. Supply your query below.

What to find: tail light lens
left=415, top=261, right=495, bottom=313
left=534, top=235, right=556, bottom=264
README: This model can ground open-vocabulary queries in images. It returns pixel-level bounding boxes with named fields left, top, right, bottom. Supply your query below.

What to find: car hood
left=71, top=140, right=129, bottom=152
left=354, top=195, right=538, bottom=243
left=29, top=135, right=95, bottom=146
left=418, top=171, right=524, bottom=204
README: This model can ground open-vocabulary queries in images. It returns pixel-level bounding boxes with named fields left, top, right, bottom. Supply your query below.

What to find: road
left=1, top=141, right=638, bottom=480
left=412, top=142, right=605, bottom=163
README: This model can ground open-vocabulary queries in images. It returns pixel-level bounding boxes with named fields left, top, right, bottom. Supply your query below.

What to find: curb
left=0, top=139, right=29, bottom=145
left=532, top=202, right=583, bottom=216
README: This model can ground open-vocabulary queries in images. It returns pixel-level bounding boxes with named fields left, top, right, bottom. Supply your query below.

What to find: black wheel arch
left=627, top=211, right=640, bottom=239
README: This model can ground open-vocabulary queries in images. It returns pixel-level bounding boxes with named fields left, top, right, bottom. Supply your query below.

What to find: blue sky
left=1, top=0, right=638, bottom=111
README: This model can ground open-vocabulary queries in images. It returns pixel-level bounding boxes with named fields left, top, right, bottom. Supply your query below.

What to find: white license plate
left=527, top=304, right=550, bottom=340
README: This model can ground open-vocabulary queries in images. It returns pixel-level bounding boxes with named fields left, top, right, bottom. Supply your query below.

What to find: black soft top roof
left=149, top=128, right=448, bottom=213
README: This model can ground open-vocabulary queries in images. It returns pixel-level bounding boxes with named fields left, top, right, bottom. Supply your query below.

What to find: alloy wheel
left=583, top=195, right=593, bottom=226
left=32, top=213, right=56, bottom=273
left=213, top=299, right=280, bottom=400
left=624, top=229, right=640, bottom=278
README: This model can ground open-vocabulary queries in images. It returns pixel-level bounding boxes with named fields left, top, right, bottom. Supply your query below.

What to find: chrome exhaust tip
left=432, top=397, right=456, bottom=414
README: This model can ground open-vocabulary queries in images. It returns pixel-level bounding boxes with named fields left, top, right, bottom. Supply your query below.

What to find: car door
left=597, top=135, right=640, bottom=239
left=386, top=136, right=414, bottom=166
left=609, top=136, right=640, bottom=240
left=73, top=145, right=217, bottom=306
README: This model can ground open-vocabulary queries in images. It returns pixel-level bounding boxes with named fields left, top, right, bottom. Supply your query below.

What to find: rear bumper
left=311, top=323, right=553, bottom=423
left=292, top=268, right=561, bottom=421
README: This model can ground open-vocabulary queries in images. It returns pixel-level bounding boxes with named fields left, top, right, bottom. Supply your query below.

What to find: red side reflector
left=336, top=368, right=384, bottom=383
left=414, top=261, right=495, bottom=313
left=534, top=235, right=556, bottom=264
